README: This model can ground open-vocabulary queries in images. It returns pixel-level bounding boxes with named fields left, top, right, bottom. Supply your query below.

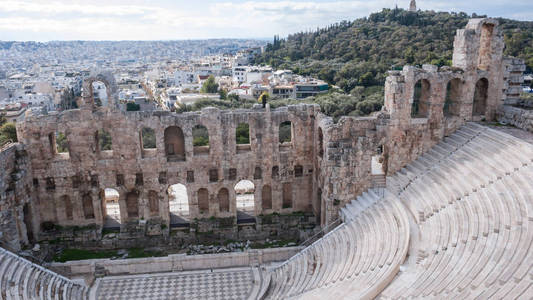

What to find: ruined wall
left=17, top=104, right=320, bottom=241
left=497, top=58, right=533, bottom=132
left=0, top=143, right=35, bottom=251
left=2, top=18, right=514, bottom=249
left=317, top=18, right=508, bottom=223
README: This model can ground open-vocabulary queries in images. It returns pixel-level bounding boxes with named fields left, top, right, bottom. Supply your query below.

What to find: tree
left=200, top=75, right=219, bottom=94
left=0, top=122, right=17, bottom=144
left=219, top=89, right=228, bottom=100
left=236, top=123, right=250, bottom=144
left=56, top=132, right=68, bottom=153
left=0, top=113, right=6, bottom=126
left=126, top=102, right=140, bottom=111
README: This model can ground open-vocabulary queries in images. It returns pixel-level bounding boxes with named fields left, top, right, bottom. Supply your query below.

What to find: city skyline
left=0, top=0, right=532, bottom=41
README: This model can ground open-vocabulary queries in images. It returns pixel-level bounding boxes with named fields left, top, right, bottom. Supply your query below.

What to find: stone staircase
left=0, top=247, right=89, bottom=299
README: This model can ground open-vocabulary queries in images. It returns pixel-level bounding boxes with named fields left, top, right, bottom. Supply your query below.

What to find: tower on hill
left=409, top=0, right=417, bottom=12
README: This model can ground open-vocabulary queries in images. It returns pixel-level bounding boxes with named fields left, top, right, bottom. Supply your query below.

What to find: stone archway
left=82, top=71, right=117, bottom=108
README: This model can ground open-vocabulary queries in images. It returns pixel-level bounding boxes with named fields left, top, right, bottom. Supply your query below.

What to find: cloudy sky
left=0, top=0, right=531, bottom=41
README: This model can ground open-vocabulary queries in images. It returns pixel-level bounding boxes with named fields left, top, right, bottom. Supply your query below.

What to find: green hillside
left=254, top=8, right=533, bottom=93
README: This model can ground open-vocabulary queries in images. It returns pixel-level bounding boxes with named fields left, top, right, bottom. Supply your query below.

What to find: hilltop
left=253, top=8, right=533, bottom=93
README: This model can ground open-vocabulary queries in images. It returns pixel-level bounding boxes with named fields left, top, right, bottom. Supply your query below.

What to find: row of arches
left=411, top=78, right=488, bottom=119
left=92, top=180, right=292, bottom=229
left=49, top=121, right=295, bottom=160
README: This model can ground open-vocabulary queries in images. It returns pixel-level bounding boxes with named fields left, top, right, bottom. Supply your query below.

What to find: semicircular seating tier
left=379, top=123, right=533, bottom=299
left=2, top=123, right=533, bottom=300
left=0, top=247, right=89, bottom=300
left=258, top=122, right=533, bottom=299
left=259, top=189, right=410, bottom=299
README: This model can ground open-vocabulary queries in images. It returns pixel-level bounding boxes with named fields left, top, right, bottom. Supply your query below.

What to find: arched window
left=235, top=180, right=255, bottom=223
left=61, top=195, right=73, bottom=220
left=164, top=126, right=185, bottom=161
left=261, top=185, right=272, bottom=210
left=103, top=188, right=120, bottom=228
left=50, top=131, right=69, bottom=156
left=411, top=79, right=431, bottom=118
left=193, top=125, right=210, bottom=155
left=282, top=183, right=293, bottom=209
left=279, top=121, right=292, bottom=143
left=218, top=188, right=230, bottom=212
left=473, top=78, right=488, bottom=117
left=444, top=79, right=462, bottom=117
left=148, top=190, right=159, bottom=216
left=272, top=166, right=279, bottom=178
left=236, top=123, right=250, bottom=145
left=141, top=127, right=156, bottom=149
left=168, top=184, right=190, bottom=225
left=198, top=188, right=209, bottom=214
left=294, top=165, right=303, bottom=177
left=254, top=166, right=262, bottom=180
left=82, top=194, right=95, bottom=219
left=126, top=191, right=139, bottom=218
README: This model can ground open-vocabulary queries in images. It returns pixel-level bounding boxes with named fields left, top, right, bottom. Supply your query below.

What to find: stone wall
left=48, top=246, right=302, bottom=279
left=0, top=143, right=35, bottom=250
left=1, top=18, right=514, bottom=249
left=17, top=104, right=320, bottom=242
left=499, top=105, right=533, bottom=132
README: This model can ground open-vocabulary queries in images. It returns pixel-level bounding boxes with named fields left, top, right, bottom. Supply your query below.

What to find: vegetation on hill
left=248, top=9, right=533, bottom=119
left=254, top=9, right=533, bottom=91
left=0, top=114, right=17, bottom=145
left=200, top=75, right=219, bottom=94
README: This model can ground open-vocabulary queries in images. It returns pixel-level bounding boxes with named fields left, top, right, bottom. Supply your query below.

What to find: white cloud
left=0, top=0, right=531, bottom=40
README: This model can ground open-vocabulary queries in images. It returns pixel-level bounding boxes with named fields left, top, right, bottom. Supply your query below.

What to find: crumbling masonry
left=0, top=18, right=523, bottom=251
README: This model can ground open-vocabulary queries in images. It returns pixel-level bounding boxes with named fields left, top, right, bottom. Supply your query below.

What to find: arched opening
left=96, top=129, right=112, bottom=152
left=164, top=126, right=186, bottom=161
left=56, top=132, right=69, bottom=155
left=148, top=190, right=159, bottom=216
left=235, top=180, right=255, bottom=223
left=282, top=183, right=293, bottom=209
left=294, top=165, right=303, bottom=177
left=279, top=121, right=292, bottom=144
left=411, top=79, right=431, bottom=118
left=141, top=127, right=156, bottom=149
left=193, top=124, right=210, bottom=155
left=92, top=81, right=108, bottom=107
left=126, top=191, right=139, bottom=219
left=317, top=128, right=324, bottom=158
left=473, top=78, right=488, bottom=117
left=236, top=123, right=250, bottom=152
left=218, top=188, right=230, bottom=212
left=371, top=145, right=386, bottom=188
left=261, top=185, right=272, bottom=210
left=61, top=195, right=73, bottom=220
left=102, top=188, right=120, bottom=229
left=168, top=184, right=190, bottom=226
left=23, top=204, right=34, bottom=243
left=254, top=166, right=262, bottom=180
left=444, top=79, right=462, bottom=117
left=478, top=23, right=494, bottom=71
left=272, top=166, right=279, bottom=178
left=82, top=194, right=95, bottom=219
left=197, top=188, right=209, bottom=215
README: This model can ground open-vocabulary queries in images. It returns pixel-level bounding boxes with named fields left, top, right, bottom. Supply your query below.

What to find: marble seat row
left=0, top=247, right=88, bottom=300
left=259, top=189, right=409, bottom=299
left=379, top=124, right=533, bottom=299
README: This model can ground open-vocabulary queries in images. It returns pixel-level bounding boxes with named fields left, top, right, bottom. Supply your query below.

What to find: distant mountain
left=253, top=8, right=533, bottom=93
